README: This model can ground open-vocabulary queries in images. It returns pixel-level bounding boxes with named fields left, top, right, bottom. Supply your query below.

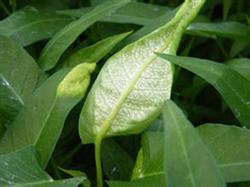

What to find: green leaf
left=79, top=0, right=205, bottom=144
left=58, top=2, right=168, bottom=25
left=227, top=58, right=250, bottom=81
left=108, top=174, right=166, bottom=187
left=158, top=54, right=250, bottom=128
left=186, top=22, right=250, bottom=41
left=163, top=100, right=225, bottom=187
left=102, top=139, right=134, bottom=180
left=0, top=146, right=51, bottom=185
left=38, top=0, right=131, bottom=71
left=0, top=6, right=72, bottom=46
left=0, top=74, right=23, bottom=127
left=0, top=35, right=46, bottom=103
left=198, top=124, right=250, bottom=183
left=0, top=63, right=96, bottom=168
left=10, top=177, right=84, bottom=187
left=64, top=31, right=131, bottom=68
left=59, top=168, right=91, bottom=187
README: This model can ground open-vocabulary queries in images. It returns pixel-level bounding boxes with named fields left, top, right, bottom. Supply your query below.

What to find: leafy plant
left=0, top=0, right=250, bottom=187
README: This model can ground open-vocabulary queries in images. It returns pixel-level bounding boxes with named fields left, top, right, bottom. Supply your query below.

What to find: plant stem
left=95, top=136, right=103, bottom=187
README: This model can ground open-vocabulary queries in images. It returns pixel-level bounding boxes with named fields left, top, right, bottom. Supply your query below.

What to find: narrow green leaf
left=186, top=22, right=250, bottom=41
left=0, top=63, right=95, bottom=168
left=38, top=0, right=131, bottom=71
left=102, top=139, right=134, bottom=180
left=79, top=0, right=205, bottom=144
left=198, top=124, right=250, bottom=183
left=0, top=146, right=51, bottom=185
left=0, top=74, right=23, bottom=127
left=64, top=31, right=131, bottom=68
left=0, top=6, right=72, bottom=46
left=0, top=35, right=46, bottom=103
left=58, top=2, right=168, bottom=25
left=157, top=54, right=250, bottom=127
left=163, top=100, right=225, bottom=187
left=108, top=174, right=166, bottom=187
left=227, top=58, right=250, bottom=81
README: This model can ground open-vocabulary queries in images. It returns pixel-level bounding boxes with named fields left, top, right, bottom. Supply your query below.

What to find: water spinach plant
left=0, top=0, right=250, bottom=187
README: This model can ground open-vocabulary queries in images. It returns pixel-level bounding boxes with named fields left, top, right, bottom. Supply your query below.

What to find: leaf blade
left=163, top=100, right=225, bottom=187
left=38, top=0, right=131, bottom=71
left=157, top=54, right=250, bottom=127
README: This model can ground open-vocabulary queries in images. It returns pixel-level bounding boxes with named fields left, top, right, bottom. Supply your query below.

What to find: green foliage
left=0, top=0, right=250, bottom=186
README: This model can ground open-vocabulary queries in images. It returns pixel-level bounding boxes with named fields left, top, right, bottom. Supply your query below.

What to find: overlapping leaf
left=158, top=54, right=250, bottom=127
left=163, top=100, right=225, bottom=187
left=0, top=6, right=72, bottom=46
left=38, top=0, right=131, bottom=71
left=0, top=35, right=46, bottom=103
left=0, top=63, right=95, bottom=168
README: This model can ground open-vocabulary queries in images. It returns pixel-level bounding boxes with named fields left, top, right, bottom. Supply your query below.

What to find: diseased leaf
left=198, top=124, right=250, bottom=183
left=0, top=63, right=95, bottom=168
left=38, top=0, right=131, bottom=71
left=0, top=35, right=46, bottom=103
left=158, top=54, right=250, bottom=128
left=0, top=6, right=72, bottom=46
left=163, top=100, right=225, bottom=187
left=79, top=0, right=205, bottom=144
left=0, top=74, right=23, bottom=127
left=108, top=174, right=166, bottom=187
left=0, top=146, right=51, bottom=185
left=227, top=58, right=250, bottom=81
left=102, top=139, right=134, bottom=180
left=64, top=31, right=131, bottom=68
left=186, top=22, right=250, bottom=41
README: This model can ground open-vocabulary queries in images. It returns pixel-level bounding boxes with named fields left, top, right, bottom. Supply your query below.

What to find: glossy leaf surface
left=0, top=146, right=51, bottom=185
left=0, top=35, right=46, bottom=102
left=0, top=63, right=95, bottom=167
left=0, top=74, right=23, bottom=127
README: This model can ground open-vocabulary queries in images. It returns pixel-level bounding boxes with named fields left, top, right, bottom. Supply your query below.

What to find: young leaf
left=0, top=6, right=72, bottom=46
left=38, top=0, right=131, bottom=71
left=157, top=54, right=250, bottom=128
left=108, top=174, right=166, bottom=187
left=0, top=146, right=51, bottom=185
left=186, top=22, right=250, bottom=41
left=0, top=35, right=46, bottom=103
left=0, top=74, right=23, bottom=127
left=227, top=58, right=250, bottom=81
left=163, top=100, right=225, bottom=187
left=64, top=31, right=131, bottom=68
left=198, top=124, right=250, bottom=183
left=0, top=63, right=96, bottom=168
left=79, top=0, right=205, bottom=144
